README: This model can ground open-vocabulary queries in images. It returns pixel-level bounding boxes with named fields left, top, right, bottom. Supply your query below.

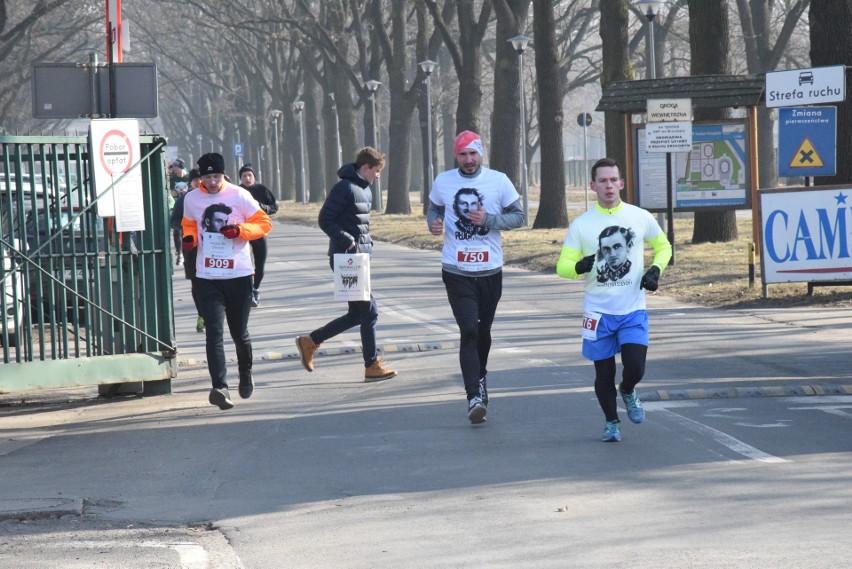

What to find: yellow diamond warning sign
left=789, top=138, right=824, bottom=168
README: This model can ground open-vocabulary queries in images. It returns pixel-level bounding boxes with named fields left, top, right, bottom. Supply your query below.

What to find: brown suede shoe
left=295, top=335, right=319, bottom=372
left=364, top=358, right=397, bottom=382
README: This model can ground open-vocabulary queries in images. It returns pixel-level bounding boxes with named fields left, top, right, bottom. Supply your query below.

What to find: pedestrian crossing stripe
left=789, top=138, right=824, bottom=168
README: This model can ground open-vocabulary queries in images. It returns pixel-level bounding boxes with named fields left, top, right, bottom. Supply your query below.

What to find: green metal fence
left=0, top=134, right=176, bottom=393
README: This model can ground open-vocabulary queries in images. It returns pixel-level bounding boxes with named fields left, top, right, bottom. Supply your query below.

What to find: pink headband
left=453, top=130, right=483, bottom=157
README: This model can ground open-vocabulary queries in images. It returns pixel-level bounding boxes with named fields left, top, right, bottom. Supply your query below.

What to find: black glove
left=640, top=265, right=661, bottom=291
left=575, top=254, right=596, bottom=275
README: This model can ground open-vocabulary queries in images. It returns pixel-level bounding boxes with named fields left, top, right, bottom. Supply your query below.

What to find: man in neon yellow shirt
left=557, top=158, right=672, bottom=442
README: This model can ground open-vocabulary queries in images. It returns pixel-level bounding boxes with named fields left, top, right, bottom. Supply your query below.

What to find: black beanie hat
left=239, top=163, right=254, bottom=176
left=197, top=153, right=225, bottom=175
left=188, top=168, right=201, bottom=181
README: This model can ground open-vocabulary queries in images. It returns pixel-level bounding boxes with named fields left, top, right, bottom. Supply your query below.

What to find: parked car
left=25, top=205, right=104, bottom=316
left=0, top=237, right=25, bottom=344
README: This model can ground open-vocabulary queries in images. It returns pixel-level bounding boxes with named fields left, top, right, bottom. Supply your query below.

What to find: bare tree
left=530, top=0, right=566, bottom=229
left=810, top=0, right=852, bottom=185
left=425, top=0, right=492, bottom=135
left=688, top=0, right=737, bottom=243
left=735, top=0, right=810, bottom=190
left=599, top=0, right=634, bottom=171
left=490, top=0, right=531, bottom=186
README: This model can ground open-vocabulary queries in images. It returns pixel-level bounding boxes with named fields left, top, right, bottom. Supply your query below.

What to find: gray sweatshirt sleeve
left=426, top=200, right=445, bottom=229
left=484, top=199, right=525, bottom=231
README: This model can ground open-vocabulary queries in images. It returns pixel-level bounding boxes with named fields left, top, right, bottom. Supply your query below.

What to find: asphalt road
left=1, top=221, right=850, bottom=568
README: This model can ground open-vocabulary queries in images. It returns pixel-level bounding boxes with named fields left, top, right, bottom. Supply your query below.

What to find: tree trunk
left=490, top=0, right=531, bottom=187
left=599, top=1, right=633, bottom=176
left=304, top=68, right=325, bottom=203
left=811, top=0, right=852, bottom=185
left=688, top=0, right=737, bottom=243
left=530, top=0, right=566, bottom=229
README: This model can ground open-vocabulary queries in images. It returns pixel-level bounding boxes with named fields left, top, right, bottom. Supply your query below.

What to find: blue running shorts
left=582, top=309, right=649, bottom=361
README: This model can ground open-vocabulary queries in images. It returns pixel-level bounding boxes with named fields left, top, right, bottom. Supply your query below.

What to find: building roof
left=596, top=75, right=765, bottom=113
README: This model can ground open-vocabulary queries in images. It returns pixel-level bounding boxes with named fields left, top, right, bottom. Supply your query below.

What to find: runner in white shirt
left=182, top=153, right=272, bottom=410
left=427, top=131, right=525, bottom=425
left=557, top=158, right=672, bottom=442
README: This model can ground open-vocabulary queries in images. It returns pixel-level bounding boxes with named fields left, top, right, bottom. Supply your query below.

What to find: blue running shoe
left=601, top=420, right=621, bottom=442
left=620, top=388, right=645, bottom=424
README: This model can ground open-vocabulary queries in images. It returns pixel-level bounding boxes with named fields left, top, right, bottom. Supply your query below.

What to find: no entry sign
left=100, top=129, right=133, bottom=174
left=89, top=119, right=145, bottom=230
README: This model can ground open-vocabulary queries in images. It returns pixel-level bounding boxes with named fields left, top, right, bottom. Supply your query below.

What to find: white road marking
left=657, top=407, right=788, bottom=463
left=141, top=542, right=209, bottom=568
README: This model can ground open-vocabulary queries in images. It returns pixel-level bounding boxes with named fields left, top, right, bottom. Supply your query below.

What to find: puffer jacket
left=318, top=162, right=373, bottom=257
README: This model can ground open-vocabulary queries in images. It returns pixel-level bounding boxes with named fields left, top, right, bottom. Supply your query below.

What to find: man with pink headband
left=427, top=130, right=525, bottom=425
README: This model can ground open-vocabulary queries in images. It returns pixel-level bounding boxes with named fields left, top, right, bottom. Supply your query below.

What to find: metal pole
left=646, top=13, right=665, bottom=226
left=234, top=128, right=241, bottom=174
left=647, top=16, right=656, bottom=80
left=370, top=92, right=381, bottom=211
left=272, top=116, right=282, bottom=200
left=518, top=50, right=529, bottom=226
left=329, top=93, right=342, bottom=167
left=298, top=110, right=307, bottom=203
left=583, top=121, right=589, bottom=211
left=197, top=135, right=203, bottom=160
left=424, top=73, right=434, bottom=214
left=88, top=53, right=99, bottom=118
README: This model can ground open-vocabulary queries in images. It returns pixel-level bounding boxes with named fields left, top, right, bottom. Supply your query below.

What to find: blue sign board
left=233, top=142, right=244, bottom=157
left=778, top=106, right=836, bottom=177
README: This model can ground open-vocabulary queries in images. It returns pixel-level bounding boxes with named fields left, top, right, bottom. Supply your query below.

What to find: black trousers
left=441, top=270, right=502, bottom=400
left=196, top=276, right=253, bottom=389
left=250, top=236, right=268, bottom=289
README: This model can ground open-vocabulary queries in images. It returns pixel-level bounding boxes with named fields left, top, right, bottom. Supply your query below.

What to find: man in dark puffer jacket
left=295, top=147, right=397, bottom=382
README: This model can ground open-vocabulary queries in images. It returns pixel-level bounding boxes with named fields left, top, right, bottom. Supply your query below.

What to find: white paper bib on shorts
left=582, top=311, right=602, bottom=341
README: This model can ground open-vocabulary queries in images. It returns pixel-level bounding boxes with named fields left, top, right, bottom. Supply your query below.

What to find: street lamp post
left=270, top=109, right=283, bottom=200
left=636, top=0, right=672, bottom=262
left=328, top=93, right=342, bottom=167
left=418, top=59, right=437, bottom=214
left=292, top=100, right=307, bottom=203
left=509, top=35, right=532, bottom=226
left=196, top=134, right=203, bottom=160
left=636, top=1, right=662, bottom=79
left=364, top=79, right=382, bottom=211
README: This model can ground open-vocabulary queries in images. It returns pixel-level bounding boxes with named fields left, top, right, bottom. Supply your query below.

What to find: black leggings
left=250, top=236, right=268, bottom=289
left=593, top=343, right=647, bottom=422
left=442, top=270, right=502, bottom=400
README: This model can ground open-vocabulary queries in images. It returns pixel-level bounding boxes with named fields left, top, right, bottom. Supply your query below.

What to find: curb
left=644, top=384, right=852, bottom=401
left=176, top=341, right=460, bottom=370
left=0, top=497, right=84, bottom=521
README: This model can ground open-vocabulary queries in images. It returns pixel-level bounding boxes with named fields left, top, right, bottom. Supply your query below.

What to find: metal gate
left=0, top=134, right=176, bottom=393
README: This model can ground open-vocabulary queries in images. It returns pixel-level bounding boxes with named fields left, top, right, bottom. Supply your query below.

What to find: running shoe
left=209, top=387, right=234, bottom=410
left=620, top=388, right=645, bottom=424
left=478, top=375, right=489, bottom=407
left=238, top=370, right=254, bottom=399
left=601, top=420, right=621, bottom=442
left=468, top=396, right=487, bottom=424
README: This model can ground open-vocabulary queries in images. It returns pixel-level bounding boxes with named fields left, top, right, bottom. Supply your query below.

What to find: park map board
left=636, top=122, right=748, bottom=211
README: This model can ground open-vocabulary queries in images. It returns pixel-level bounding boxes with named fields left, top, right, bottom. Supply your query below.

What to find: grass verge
left=276, top=196, right=852, bottom=310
